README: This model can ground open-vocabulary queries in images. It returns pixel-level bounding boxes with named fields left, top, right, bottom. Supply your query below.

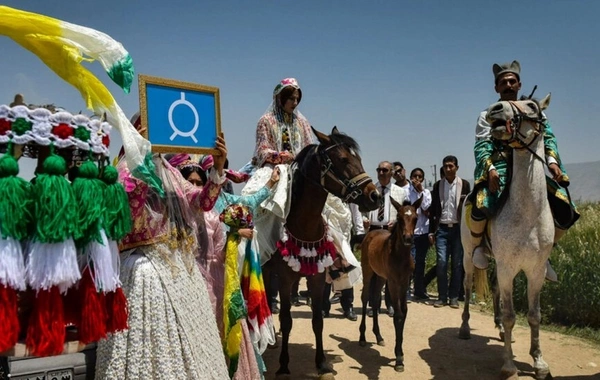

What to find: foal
left=359, top=195, right=422, bottom=372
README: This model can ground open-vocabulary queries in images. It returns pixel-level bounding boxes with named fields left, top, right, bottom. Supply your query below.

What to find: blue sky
left=1, top=1, right=598, bottom=186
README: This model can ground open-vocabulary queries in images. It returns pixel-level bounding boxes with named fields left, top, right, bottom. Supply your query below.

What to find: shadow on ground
left=262, top=339, right=338, bottom=380
left=419, top=326, right=546, bottom=379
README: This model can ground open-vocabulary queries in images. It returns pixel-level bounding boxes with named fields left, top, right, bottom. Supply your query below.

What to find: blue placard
left=139, top=75, right=221, bottom=154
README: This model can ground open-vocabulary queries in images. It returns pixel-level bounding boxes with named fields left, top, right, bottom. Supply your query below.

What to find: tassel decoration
left=78, top=267, right=106, bottom=344
left=72, top=160, right=105, bottom=247
left=105, top=286, right=128, bottom=333
left=26, top=153, right=80, bottom=356
left=26, top=286, right=65, bottom=357
left=100, top=164, right=132, bottom=241
left=0, top=284, right=19, bottom=353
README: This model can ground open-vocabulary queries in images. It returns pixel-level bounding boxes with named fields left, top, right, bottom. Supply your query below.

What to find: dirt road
left=262, top=297, right=600, bottom=379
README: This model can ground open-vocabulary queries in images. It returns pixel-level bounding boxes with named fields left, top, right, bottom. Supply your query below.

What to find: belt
left=369, top=225, right=388, bottom=231
left=440, top=223, right=457, bottom=228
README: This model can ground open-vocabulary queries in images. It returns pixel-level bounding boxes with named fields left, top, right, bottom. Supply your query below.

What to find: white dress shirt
left=349, top=203, right=365, bottom=235
left=440, top=177, right=459, bottom=224
left=369, top=183, right=391, bottom=226
left=409, top=185, right=432, bottom=235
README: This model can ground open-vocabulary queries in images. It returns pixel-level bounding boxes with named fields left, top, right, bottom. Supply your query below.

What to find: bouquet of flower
left=220, top=204, right=253, bottom=230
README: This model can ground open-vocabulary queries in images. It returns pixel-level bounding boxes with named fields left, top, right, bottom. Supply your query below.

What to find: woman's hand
left=412, top=178, right=423, bottom=192
left=266, top=167, right=281, bottom=188
left=279, top=151, right=294, bottom=164
left=213, top=135, right=228, bottom=175
left=238, top=228, right=253, bottom=240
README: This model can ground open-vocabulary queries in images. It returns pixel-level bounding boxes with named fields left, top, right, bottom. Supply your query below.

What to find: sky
left=1, top=1, right=599, bottom=187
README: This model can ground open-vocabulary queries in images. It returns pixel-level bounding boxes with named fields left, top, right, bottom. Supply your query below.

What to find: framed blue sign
left=138, top=74, right=222, bottom=155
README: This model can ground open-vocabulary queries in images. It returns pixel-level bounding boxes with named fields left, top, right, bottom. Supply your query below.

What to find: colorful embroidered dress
left=243, top=78, right=315, bottom=262
left=473, top=111, right=578, bottom=226
left=217, top=189, right=274, bottom=379
left=95, top=154, right=228, bottom=380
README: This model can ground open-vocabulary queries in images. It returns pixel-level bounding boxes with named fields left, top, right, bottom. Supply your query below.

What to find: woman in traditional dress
left=242, top=78, right=361, bottom=310
left=170, top=153, right=278, bottom=379
left=95, top=115, right=229, bottom=380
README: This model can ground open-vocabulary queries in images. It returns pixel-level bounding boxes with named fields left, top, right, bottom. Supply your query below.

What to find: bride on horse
left=241, top=78, right=361, bottom=308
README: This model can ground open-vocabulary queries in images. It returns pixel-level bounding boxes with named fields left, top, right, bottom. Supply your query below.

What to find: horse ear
left=539, top=93, right=551, bottom=111
left=312, top=126, right=331, bottom=145
left=412, top=194, right=423, bottom=210
left=389, top=196, right=401, bottom=212
left=331, top=126, right=340, bottom=135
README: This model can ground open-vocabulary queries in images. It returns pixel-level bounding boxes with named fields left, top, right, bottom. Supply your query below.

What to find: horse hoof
left=458, top=328, right=471, bottom=340
left=535, top=368, right=552, bottom=380
left=359, top=340, right=367, bottom=347
left=275, top=369, right=291, bottom=378
left=394, top=364, right=405, bottom=372
left=377, top=339, right=385, bottom=347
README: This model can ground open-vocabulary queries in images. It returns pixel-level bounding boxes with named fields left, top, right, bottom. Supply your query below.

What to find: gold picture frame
left=138, top=74, right=222, bottom=155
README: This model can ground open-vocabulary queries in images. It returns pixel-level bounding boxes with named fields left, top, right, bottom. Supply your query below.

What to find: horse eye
left=491, top=104, right=503, bottom=112
left=527, top=103, right=539, bottom=113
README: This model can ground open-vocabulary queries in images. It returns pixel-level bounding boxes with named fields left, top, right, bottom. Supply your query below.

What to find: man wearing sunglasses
left=392, top=161, right=410, bottom=192
left=364, top=161, right=408, bottom=317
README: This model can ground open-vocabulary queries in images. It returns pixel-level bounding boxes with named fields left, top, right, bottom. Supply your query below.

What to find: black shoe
left=291, top=296, right=301, bottom=307
left=387, top=306, right=395, bottom=317
left=271, top=303, right=280, bottom=314
left=330, top=295, right=341, bottom=304
left=414, top=293, right=430, bottom=301
left=367, top=308, right=374, bottom=317
left=433, top=300, right=447, bottom=308
left=344, top=309, right=357, bottom=321
left=449, top=298, right=460, bottom=309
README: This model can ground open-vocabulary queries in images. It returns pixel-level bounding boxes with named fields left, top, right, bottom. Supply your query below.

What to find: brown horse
left=263, top=126, right=379, bottom=379
left=359, top=195, right=422, bottom=372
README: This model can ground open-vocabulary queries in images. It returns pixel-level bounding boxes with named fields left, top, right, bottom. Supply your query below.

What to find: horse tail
left=473, top=268, right=490, bottom=302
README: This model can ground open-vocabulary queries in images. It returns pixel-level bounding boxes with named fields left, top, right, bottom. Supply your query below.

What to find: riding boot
left=544, top=227, right=565, bottom=283
left=470, top=217, right=490, bottom=270
left=545, top=260, right=558, bottom=282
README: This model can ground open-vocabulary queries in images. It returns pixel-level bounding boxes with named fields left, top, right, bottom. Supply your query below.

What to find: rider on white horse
left=468, top=60, right=580, bottom=280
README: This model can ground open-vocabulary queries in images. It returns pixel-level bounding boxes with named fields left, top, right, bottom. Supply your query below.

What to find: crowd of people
left=97, top=60, right=580, bottom=380
left=0, top=6, right=581, bottom=379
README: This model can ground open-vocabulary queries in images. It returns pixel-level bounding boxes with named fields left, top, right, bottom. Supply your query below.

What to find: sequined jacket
left=119, top=159, right=223, bottom=250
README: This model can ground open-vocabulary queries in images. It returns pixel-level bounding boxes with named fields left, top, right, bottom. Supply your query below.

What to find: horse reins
left=505, top=101, right=546, bottom=163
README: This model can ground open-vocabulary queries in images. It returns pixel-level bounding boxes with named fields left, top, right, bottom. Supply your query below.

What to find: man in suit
left=428, top=155, right=470, bottom=308
left=364, top=161, right=408, bottom=317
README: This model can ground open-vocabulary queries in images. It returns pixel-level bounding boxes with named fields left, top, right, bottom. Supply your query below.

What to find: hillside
left=564, top=161, right=600, bottom=203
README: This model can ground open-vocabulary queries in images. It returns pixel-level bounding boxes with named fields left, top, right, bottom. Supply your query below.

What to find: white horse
left=459, top=95, right=554, bottom=380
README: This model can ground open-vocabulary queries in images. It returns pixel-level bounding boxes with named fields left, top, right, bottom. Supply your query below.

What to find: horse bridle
left=503, top=101, right=545, bottom=152
left=306, top=143, right=372, bottom=203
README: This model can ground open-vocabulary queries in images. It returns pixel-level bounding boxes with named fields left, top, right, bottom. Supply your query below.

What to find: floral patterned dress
left=95, top=155, right=228, bottom=380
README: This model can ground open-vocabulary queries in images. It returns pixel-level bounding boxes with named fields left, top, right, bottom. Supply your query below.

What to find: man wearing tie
left=364, top=161, right=408, bottom=317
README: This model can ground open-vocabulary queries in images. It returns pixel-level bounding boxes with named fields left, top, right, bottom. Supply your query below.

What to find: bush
left=512, top=202, right=600, bottom=328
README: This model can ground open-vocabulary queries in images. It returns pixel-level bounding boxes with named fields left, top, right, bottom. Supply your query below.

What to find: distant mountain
left=563, top=161, right=600, bottom=203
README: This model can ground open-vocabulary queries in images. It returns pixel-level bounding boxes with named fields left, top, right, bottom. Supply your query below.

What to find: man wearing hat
left=468, top=60, right=579, bottom=281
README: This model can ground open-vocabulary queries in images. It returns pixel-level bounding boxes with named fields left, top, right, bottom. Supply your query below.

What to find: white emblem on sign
left=169, top=92, right=199, bottom=142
